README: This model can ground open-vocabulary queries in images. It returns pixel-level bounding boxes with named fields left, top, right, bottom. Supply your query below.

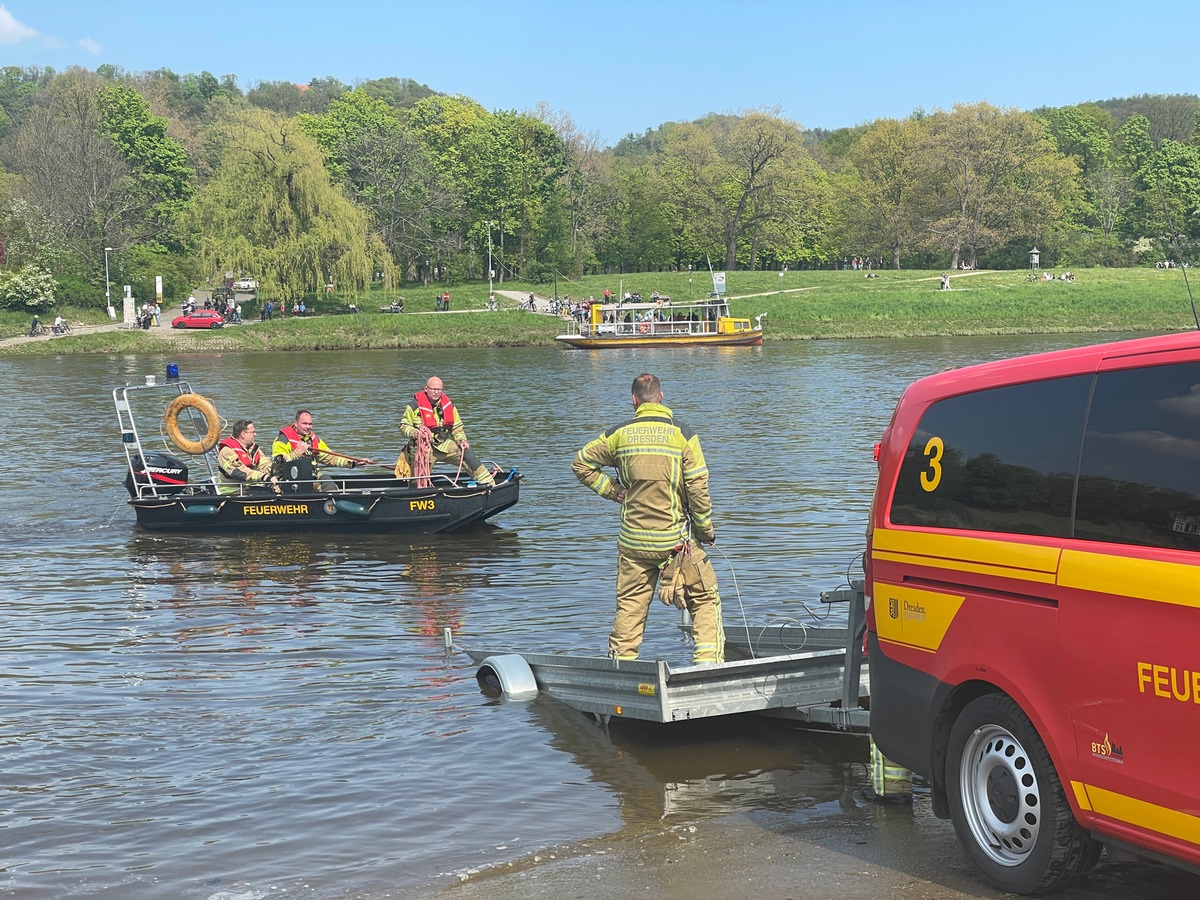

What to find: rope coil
left=413, top=428, right=433, bottom=488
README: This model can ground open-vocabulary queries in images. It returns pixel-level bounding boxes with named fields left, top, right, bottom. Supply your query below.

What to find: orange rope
left=454, top=443, right=467, bottom=482
left=414, top=428, right=433, bottom=488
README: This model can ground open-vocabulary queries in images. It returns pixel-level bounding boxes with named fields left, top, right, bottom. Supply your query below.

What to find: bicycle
left=28, top=321, right=48, bottom=337
left=53, top=322, right=73, bottom=336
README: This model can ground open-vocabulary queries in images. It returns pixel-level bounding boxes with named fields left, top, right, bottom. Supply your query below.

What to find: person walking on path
left=572, top=373, right=724, bottom=664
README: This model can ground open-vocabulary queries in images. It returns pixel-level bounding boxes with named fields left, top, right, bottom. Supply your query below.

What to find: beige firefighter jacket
left=572, top=401, right=714, bottom=559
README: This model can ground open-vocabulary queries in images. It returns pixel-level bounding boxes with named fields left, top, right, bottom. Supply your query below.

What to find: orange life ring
left=164, top=393, right=222, bottom=455
left=638, top=322, right=650, bottom=334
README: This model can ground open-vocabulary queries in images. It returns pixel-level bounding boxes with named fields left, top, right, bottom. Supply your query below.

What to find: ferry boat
left=555, top=297, right=763, bottom=349
left=114, top=377, right=521, bottom=532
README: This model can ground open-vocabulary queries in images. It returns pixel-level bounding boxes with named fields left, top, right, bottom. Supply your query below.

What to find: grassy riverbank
left=4, top=267, right=1198, bottom=353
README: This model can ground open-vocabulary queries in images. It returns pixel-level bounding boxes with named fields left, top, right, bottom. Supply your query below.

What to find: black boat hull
left=129, top=471, right=522, bottom=533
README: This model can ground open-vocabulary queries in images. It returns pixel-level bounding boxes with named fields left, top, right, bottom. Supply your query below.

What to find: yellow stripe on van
left=873, top=550, right=1058, bottom=585
left=1059, top=550, right=1200, bottom=609
left=1072, top=781, right=1200, bottom=847
left=874, top=528, right=1061, bottom=575
left=871, top=584, right=965, bottom=653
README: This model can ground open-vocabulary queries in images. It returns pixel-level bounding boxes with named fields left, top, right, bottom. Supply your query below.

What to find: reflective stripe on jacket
left=572, top=401, right=714, bottom=558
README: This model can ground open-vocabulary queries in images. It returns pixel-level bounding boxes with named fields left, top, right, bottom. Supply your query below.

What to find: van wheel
left=947, top=694, right=1100, bottom=894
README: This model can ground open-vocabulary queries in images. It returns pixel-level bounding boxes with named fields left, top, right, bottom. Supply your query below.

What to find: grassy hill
left=4, top=267, right=1198, bottom=352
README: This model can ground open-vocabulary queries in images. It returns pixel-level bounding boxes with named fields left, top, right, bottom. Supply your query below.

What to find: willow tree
left=188, top=106, right=391, bottom=300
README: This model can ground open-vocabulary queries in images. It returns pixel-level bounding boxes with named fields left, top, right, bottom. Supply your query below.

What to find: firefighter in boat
left=272, top=409, right=374, bottom=488
left=397, top=377, right=495, bottom=485
left=217, top=419, right=279, bottom=494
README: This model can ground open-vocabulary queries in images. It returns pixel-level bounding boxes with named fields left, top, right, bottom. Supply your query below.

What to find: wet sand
left=437, top=796, right=1198, bottom=900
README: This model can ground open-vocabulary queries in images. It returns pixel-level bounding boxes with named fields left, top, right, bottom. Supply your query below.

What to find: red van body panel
left=867, top=330, right=1200, bottom=875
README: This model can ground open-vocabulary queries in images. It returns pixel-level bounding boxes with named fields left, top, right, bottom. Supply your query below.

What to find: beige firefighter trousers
left=611, top=545, right=724, bottom=664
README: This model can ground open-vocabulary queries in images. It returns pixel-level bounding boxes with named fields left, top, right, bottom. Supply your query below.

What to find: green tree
left=918, top=103, right=1077, bottom=268
left=660, top=111, right=816, bottom=270
left=0, top=263, right=55, bottom=311
left=359, top=77, right=436, bottom=110
left=7, top=69, right=142, bottom=276
left=246, top=80, right=307, bottom=116
left=1043, top=106, right=1112, bottom=178
left=485, top=110, right=570, bottom=274
left=0, top=65, right=54, bottom=137
left=599, top=158, right=672, bottom=272
left=299, top=89, right=445, bottom=275
left=96, top=82, right=195, bottom=248
left=536, top=104, right=613, bottom=276
left=838, top=117, right=927, bottom=268
left=187, top=107, right=390, bottom=301
left=408, top=94, right=488, bottom=272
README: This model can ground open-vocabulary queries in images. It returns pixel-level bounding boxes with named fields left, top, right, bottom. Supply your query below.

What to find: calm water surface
left=0, top=335, right=1139, bottom=897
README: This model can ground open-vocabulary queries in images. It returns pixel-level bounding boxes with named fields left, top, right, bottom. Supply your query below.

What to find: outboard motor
left=125, top=452, right=188, bottom=497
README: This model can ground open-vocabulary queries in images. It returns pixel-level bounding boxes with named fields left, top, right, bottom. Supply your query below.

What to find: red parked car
left=172, top=310, right=224, bottom=330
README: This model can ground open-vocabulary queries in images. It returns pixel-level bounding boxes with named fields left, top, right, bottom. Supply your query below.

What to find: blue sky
left=2, top=1, right=1196, bottom=146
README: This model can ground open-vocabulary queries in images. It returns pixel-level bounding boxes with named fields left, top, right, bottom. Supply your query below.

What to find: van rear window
left=1075, top=362, right=1200, bottom=551
left=890, top=376, right=1091, bottom=536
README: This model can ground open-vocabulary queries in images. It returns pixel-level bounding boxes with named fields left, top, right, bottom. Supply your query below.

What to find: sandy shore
left=436, top=797, right=1197, bottom=900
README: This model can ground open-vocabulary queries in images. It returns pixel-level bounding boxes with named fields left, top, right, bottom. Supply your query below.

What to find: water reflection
left=527, top=699, right=868, bottom=827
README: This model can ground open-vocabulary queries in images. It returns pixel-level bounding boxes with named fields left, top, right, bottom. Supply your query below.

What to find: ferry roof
left=590, top=299, right=730, bottom=311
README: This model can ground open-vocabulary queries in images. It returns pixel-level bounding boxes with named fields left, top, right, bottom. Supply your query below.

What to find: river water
left=0, top=335, right=1137, bottom=897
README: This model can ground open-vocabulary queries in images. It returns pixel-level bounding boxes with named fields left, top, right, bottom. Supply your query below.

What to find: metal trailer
left=463, top=580, right=869, bottom=734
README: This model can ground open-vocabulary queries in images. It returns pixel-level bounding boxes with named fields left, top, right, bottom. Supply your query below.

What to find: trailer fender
left=476, top=654, right=538, bottom=699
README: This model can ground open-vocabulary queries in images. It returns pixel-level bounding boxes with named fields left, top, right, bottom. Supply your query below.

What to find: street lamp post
left=486, top=222, right=494, bottom=303
left=104, top=247, right=114, bottom=317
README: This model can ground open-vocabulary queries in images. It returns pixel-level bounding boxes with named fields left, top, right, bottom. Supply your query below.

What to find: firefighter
left=572, top=373, right=724, bottom=665
left=272, top=409, right=374, bottom=486
left=216, top=420, right=278, bottom=494
left=397, top=377, right=495, bottom=486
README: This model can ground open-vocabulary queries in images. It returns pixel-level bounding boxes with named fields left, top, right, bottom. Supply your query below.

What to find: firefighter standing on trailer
left=572, top=373, right=723, bottom=664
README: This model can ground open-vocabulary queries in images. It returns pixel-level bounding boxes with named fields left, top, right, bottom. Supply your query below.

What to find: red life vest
left=414, top=391, right=455, bottom=430
left=279, top=424, right=319, bottom=454
left=219, top=435, right=262, bottom=468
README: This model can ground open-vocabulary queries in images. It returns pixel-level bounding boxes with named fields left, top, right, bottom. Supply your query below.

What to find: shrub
left=0, top=264, right=56, bottom=312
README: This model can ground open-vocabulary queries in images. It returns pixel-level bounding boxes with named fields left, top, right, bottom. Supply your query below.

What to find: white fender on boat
left=476, top=654, right=538, bottom=698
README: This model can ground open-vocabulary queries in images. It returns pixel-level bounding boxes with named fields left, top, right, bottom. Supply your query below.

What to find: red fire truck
left=866, top=330, right=1200, bottom=893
